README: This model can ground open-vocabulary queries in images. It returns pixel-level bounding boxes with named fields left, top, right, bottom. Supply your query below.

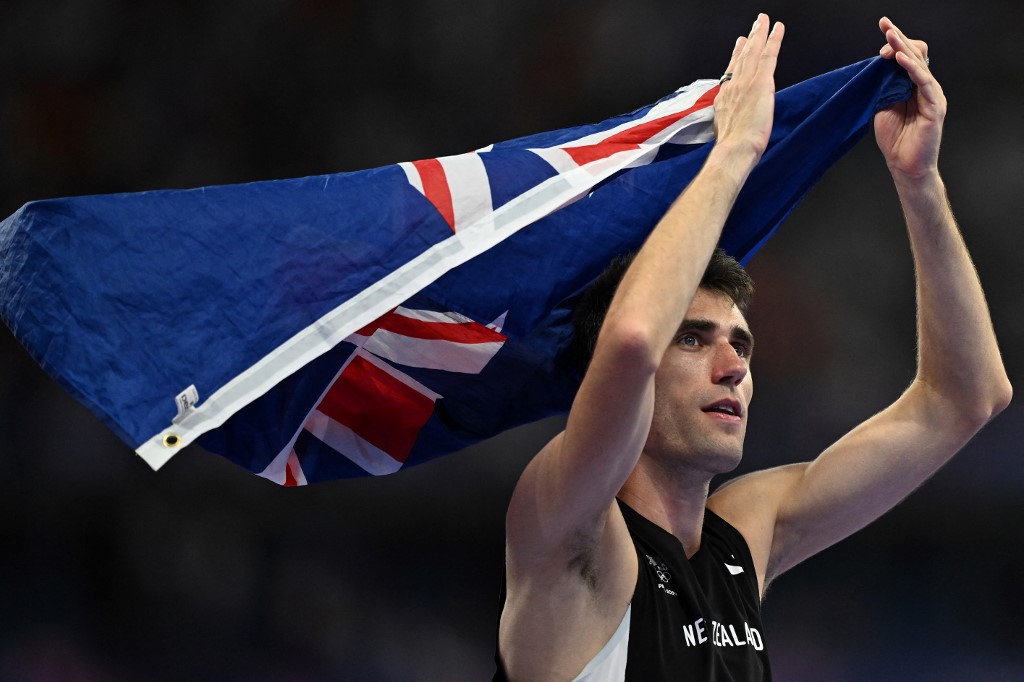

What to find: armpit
left=567, top=531, right=601, bottom=594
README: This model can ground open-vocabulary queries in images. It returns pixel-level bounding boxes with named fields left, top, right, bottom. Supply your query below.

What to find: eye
left=732, top=343, right=747, bottom=358
left=679, top=334, right=699, bottom=347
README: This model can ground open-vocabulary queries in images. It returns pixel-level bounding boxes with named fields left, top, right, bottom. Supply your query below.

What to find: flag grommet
left=162, top=434, right=182, bottom=448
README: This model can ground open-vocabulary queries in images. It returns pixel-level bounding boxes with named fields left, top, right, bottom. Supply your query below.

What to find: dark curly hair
left=570, top=248, right=753, bottom=372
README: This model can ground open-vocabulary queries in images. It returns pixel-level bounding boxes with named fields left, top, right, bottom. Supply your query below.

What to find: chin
left=699, top=435, right=746, bottom=474
left=648, top=434, right=745, bottom=477
left=683, top=438, right=739, bottom=472
left=708, top=449, right=743, bottom=475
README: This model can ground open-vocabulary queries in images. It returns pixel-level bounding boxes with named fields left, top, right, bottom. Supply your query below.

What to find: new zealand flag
left=0, top=58, right=910, bottom=484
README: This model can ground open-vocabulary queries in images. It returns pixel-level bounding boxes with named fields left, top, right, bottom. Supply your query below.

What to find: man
left=495, top=14, right=1012, bottom=681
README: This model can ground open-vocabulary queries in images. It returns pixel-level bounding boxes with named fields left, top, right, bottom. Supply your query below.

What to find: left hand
left=873, top=17, right=947, bottom=181
left=712, top=14, right=786, bottom=166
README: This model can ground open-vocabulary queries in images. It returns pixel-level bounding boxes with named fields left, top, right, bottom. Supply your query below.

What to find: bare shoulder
left=706, top=462, right=808, bottom=596
left=500, top=432, right=639, bottom=679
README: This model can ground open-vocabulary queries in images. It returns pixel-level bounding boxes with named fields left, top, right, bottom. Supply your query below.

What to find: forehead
left=684, top=288, right=749, bottom=329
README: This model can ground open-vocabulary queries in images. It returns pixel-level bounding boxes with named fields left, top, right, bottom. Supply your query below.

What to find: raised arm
left=709, top=17, right=1012, bottom=593
left=498, top=14, right=784, bottom=679
left=509, top=15, right=783, bottom=549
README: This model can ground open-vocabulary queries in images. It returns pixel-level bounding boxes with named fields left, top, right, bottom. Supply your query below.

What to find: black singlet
left=494, top=499, right=771, bottom=680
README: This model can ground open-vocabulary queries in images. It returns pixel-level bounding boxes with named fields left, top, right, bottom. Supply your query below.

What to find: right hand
left=712, top=14, right=785, bottom=164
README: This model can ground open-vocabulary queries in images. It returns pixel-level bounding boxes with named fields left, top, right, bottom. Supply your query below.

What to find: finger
left=751, top=20, right=784, bottom=82
left=722, top=35, right=747, bottom=81
left=887, top=30, right=926, bottom=61
left=889, top=33, right=931, bottom=73
left=883, top=19, right=929, bottom=65
left=891, top=45, right=946, bottom=123
left=762, top=20, right=785, bottom=63
left=895, top=50, right=942, bottom=103
left=748, top=13, right=769, bottom=41
left=878, top=17, right=895, bottom=58
left=734, top=14, right=770, bottom=80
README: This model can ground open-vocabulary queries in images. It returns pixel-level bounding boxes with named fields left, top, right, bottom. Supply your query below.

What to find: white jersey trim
left=573, top=604, right=631, bottom=681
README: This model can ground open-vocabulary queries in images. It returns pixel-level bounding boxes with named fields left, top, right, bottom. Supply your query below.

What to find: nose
left=711, top=341, right=748, bottom=387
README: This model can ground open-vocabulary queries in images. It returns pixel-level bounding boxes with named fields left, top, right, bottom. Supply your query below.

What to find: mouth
left=700, top=398, right=743, bottom=422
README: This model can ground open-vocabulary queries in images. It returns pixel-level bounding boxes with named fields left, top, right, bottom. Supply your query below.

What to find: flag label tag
left=173, top=385, right=200, bottom=423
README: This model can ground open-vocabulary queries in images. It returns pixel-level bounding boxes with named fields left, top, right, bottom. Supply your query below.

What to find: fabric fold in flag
left=0, top=57, right=911, bottom=483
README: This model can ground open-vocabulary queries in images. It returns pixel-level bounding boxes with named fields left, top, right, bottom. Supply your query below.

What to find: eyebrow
left=679, top=318, right=755, bottom=351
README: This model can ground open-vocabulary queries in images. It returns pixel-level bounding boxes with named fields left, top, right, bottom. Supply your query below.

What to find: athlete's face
left=645, top=288, right=754, bottom=474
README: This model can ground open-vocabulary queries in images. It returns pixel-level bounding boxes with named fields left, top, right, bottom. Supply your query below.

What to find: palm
left=875, top=95, right=943, bottom=179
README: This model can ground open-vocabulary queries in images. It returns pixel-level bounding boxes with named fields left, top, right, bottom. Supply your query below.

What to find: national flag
left=0, top=57, right=911, bottom=484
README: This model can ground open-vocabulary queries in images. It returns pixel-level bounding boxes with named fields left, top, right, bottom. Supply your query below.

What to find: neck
left=618, top=453, right=715, bottom=558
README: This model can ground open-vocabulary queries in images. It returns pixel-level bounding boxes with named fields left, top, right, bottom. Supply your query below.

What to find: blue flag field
left=0, top=58, right=910, bottom=485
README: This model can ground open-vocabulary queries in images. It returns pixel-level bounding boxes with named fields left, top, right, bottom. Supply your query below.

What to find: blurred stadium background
left=1, top=0, right=1021, bottom=679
